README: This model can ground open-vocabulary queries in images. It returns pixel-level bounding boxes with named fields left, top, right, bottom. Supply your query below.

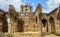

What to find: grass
left=54, top=33, right=60, bottom=36
left=50, top=31, right=55, bottom=34
left=51, top=31, right=60, bottom=36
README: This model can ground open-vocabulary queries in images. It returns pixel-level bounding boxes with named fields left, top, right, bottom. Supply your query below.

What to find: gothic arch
left=41, top=19, right=48, bottom=32
left=17, top=18, right=24, bottom=32
left=41, top=19, right=47, bottom=27
left=49, top=17, right=54, bottom=24
left=49, top=16, right=55, bottom=32
left=2, top=19, right=8, bottom=32
left=1, top=14, right=8, bottom=32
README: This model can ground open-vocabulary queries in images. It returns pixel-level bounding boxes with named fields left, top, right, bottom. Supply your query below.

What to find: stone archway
left=49, top=17, right=55, bottom=32
left=2, top=20, right=8, bottom=32
left=17, top=19, right=24, bottom=32
left=41, top=19, right=48, bottom=32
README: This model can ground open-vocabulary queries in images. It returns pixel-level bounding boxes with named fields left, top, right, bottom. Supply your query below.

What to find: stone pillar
left=8, top=22, right=14, bottom=33
left=8, top=23, right=12, bottom=33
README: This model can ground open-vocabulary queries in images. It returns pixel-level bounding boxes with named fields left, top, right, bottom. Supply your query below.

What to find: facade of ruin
left=0, top=3, right=60, bottom=34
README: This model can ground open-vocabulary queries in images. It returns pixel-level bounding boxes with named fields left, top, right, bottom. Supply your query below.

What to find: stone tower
left=20, top=3, right=32, bottom=12
left=19, top=3, right=33, bottom=32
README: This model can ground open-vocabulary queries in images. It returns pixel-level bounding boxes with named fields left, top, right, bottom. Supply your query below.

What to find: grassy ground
left=51, top=32, right=60, bottom=36
left=0, top=32, right=60, bottom=37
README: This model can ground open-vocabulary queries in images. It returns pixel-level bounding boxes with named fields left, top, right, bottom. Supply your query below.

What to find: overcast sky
left=0, top=0, right=60, bottom=13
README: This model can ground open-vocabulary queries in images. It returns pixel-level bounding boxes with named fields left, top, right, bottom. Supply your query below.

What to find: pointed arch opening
left=49, top=16, right=55, bottom=32
left=41, top=19, right=48, bottom=32
left=17, top=19, right=24, bottom=32
left=41, top=19, right=47, bottom=27
left=2, top=20, right=8, bottom=32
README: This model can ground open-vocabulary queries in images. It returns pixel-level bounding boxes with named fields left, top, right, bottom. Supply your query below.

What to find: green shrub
left=51, top=31, right=60, bottom=36
left=55, top=33, right=60, bottom=36
left=51, top=31, right=55, bottom=34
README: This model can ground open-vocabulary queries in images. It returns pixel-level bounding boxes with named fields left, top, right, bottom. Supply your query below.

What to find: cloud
left=0, top=0, right=24, bottom=12
left=7, top=0, right=24, bottom=11
left=0, top=0, right=60, bottom=13
left=0, top=0, right=8, bottom=11
left=42, top=9, right=48, bottom=13
left=0, top=0, right=24, bottom=23
left=32, top=3, right=36, bottom=12
left=43, top=0, right=60, bottom=13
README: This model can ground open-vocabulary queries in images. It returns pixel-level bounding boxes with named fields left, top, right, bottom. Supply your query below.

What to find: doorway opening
left=49, top=17, right=55, bottom=32
left=18, top=19, right=24, bottom=32
left=41, top=19, right=48, bottom=32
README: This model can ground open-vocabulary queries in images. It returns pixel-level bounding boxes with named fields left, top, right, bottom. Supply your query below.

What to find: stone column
left=8, top=23, right=12, bottom=33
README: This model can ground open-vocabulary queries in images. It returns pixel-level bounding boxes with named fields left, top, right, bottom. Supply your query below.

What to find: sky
left=0, top=0, right=60, bottom=13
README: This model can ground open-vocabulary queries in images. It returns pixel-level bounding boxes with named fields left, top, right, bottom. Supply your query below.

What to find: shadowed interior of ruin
left=17, top=19, right=24, bottom=32
left=42, top=19, right=47, bottom=27
left=41, top=19, right=48, bottom=32
left=49, top=17, right=55, bottom=32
